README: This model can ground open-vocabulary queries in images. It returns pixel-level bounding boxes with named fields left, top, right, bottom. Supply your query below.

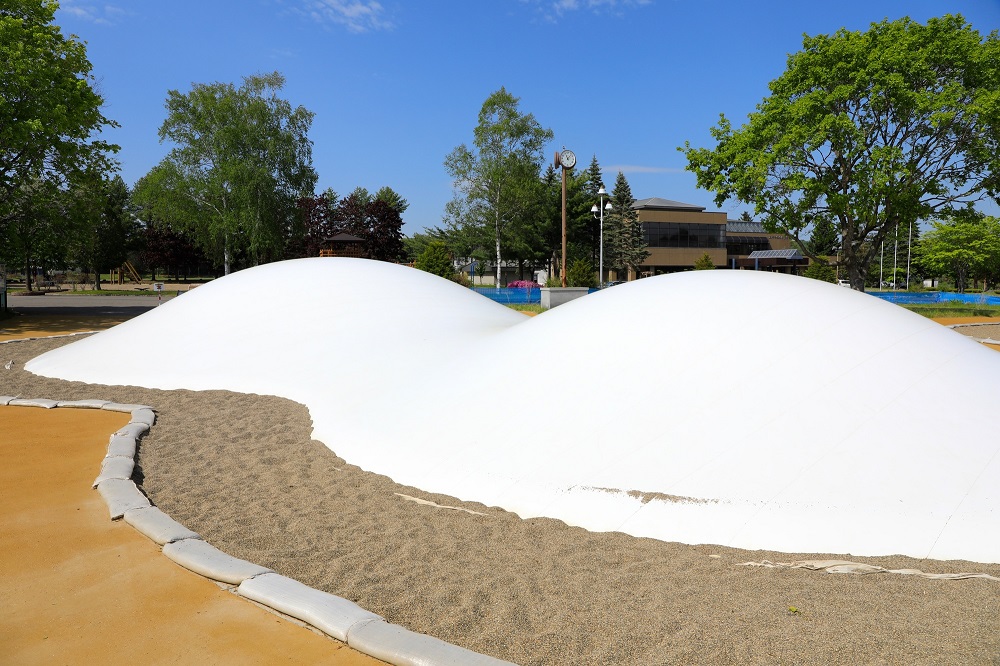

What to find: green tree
left=682, top=15, right=1000, bottom=291
left=0, top=1, right=119, bottom=226
left=444, top=87, right=554, bottom=286
left=803, top=261, right=837, bottom=283
left=807, top=215, right=839, bottom=257
left=134, top=72, right=317, bottom=274
left=414, top=240, right=455, bottom=279
left=693, top=252, right=716, bottom=270
left=1, top=0, right=120, bottom=288
left=915, top=211, right=1000, bottom=292
left=566, top=258, right=597, bottom=288
left=67, top=175, right=136, bottom=289
left=604, top=171, right=648, bottom=279
left=374, top=186, right=409, bottom=216
left=1, top=176, right=64, bottom=291
left=582, top=155, right=606, bottom=265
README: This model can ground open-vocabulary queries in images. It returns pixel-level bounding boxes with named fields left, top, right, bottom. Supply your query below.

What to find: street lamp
left=591, top=187, right=612, bottom=286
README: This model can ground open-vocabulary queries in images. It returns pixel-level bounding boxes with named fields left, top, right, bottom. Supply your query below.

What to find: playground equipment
left=110, top=261, right=143, bottom=286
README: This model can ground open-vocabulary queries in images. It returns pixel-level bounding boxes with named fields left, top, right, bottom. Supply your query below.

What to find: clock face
left=560, top=149, right=577, bottom=169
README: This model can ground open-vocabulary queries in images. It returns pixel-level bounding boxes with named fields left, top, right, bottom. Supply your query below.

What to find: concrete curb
left=2, top=397, right=518, bottom=666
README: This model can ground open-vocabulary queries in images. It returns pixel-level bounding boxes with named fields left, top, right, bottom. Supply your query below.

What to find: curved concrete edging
left=0, top=393, right=516, bottom=666
left=947, top=322, right=1000, bottom=346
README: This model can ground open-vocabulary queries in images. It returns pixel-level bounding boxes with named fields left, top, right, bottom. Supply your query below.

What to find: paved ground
left=7, top=292, right=175, bottom=315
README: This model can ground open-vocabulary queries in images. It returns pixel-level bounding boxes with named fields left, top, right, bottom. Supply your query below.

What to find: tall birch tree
left=444, top=88, right=553, bottom=285
left=134, top=72, right=317, bottom=274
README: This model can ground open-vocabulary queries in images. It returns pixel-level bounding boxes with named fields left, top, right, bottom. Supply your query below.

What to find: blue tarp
left=868, top=291, right=1000, bottom=306
left=470, top=287, right=541, bottom=304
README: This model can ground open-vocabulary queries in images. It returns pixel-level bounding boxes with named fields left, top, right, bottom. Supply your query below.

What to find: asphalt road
left=6, top=293, right=176, bottom=317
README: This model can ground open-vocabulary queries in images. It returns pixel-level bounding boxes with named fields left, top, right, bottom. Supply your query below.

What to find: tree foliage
left=693, top=252, right=716, bottom=270
left=1, top=0, right=119, bottom=288
left=1, top=176, right=64, bottom=290
left=566, top=258, right=597, bottom=288
left=0, top=0, right=119, bottom=225
left=414, top=241, right=454, bottom=279
left=293, top=186, right=405, bottom=262
left=66, top=175, right=137, bottom=289
left=138, top=220, right=206, bottom=281
left=915, top=211, right=1000, bottom=292
left=604, top=171, right=648, bottom=277
left=807, top=215, right=839, bottom=257
left=444, top=87, right=553, bottom=285
left=133, top=72, right=317, bottom=274
left=682, top=15, right=1000, bottom=291
left=803, top=261, right=837, bottom=283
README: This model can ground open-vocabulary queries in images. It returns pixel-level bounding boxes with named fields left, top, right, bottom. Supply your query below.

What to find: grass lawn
left=901, top=303, right=1000, bottom=319
left=506, top=304, right=544, bottom=314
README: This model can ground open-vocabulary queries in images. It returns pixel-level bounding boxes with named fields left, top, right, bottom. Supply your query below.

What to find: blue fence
left=470, top=287, right=541, bottom=304
left=869, top=291, right=1000, bottom=306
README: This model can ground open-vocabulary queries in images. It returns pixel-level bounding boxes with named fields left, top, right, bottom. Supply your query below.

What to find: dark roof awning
left=324, top=233, right=365, bottom=242
left=747, top=249, right=804, bottom=260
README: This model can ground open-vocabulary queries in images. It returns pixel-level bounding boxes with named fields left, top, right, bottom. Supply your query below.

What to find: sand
left=3, top=334, right=1000, bottom=665
left=0, top=404, right=382, bottom=665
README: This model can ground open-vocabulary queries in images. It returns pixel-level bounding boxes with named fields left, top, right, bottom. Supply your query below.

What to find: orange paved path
left=0, top=406, right=384, bottom=665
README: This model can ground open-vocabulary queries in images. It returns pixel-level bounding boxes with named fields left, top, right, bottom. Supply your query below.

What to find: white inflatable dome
left=27, top=258, right=1000, bottom=563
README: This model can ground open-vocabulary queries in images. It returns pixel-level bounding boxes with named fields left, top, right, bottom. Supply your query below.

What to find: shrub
left=567, top=259, right=597, bottom=288
left=507, top=280, right=540, bottom=288
left=693, top=252, right=716, bottom=270
left=414, top=241, right=455, bottom=279
left=803, top=262, right=836, bottom=283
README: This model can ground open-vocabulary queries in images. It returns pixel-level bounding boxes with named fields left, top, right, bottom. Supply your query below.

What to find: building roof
left=726, top=220, right=767, bottom=234
left=747, top=249, right=804, bottom=260
left=631, top=197, right=706, bottom=212
left=325, top=232, right=365, bottom=242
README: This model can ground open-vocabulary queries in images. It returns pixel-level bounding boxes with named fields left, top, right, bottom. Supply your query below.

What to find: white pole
left=599, top=194, right=604, bottom=287
left=906, top=219, right=912, bottom=291
left=892, top=225, right=898, bottom=291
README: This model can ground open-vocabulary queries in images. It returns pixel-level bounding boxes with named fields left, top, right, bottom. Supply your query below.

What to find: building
left=631, top=197, right=802, bottom=277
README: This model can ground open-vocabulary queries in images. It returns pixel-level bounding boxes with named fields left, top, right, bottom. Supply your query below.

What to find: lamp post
left=591, top=187, right=612, bottom=287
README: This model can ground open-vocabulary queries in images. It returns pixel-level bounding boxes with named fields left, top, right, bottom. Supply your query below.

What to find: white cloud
left=58, top=1, right=130, bottom=25
left=300, top=0, right=394, bottom=33
left=525, top=0, right=653, bottom=20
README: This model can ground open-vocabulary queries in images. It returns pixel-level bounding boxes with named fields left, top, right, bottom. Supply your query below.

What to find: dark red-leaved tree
left=292, top=191, right=341, bottom=258
left=140, top=222, right=206, bottom=280
left=364, top=198, right=405, bottom=262
left=292, top=188, right=404, bottom=262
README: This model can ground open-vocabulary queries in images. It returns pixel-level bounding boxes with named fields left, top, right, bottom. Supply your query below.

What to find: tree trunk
left=24, top=255, right=32, bottom=292
left=93, top=266, right=101, bottom=291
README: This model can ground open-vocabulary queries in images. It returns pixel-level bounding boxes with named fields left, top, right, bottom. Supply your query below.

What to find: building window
left=643, top=223, right=725, bottom=249
left=726, top=236, right=771, bottom=256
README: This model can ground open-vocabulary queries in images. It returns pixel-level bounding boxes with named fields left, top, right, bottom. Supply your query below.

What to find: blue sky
left=56, top=0, right=1000, bottom=235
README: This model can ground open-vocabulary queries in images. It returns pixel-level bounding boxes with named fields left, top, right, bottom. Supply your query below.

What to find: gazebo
left=319, top=233, right=367, bottom=259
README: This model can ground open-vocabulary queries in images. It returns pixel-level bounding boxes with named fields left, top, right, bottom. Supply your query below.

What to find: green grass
left=506, top=303, right=544, bottom=314
left=900, top=303, right=1000, bottom=319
